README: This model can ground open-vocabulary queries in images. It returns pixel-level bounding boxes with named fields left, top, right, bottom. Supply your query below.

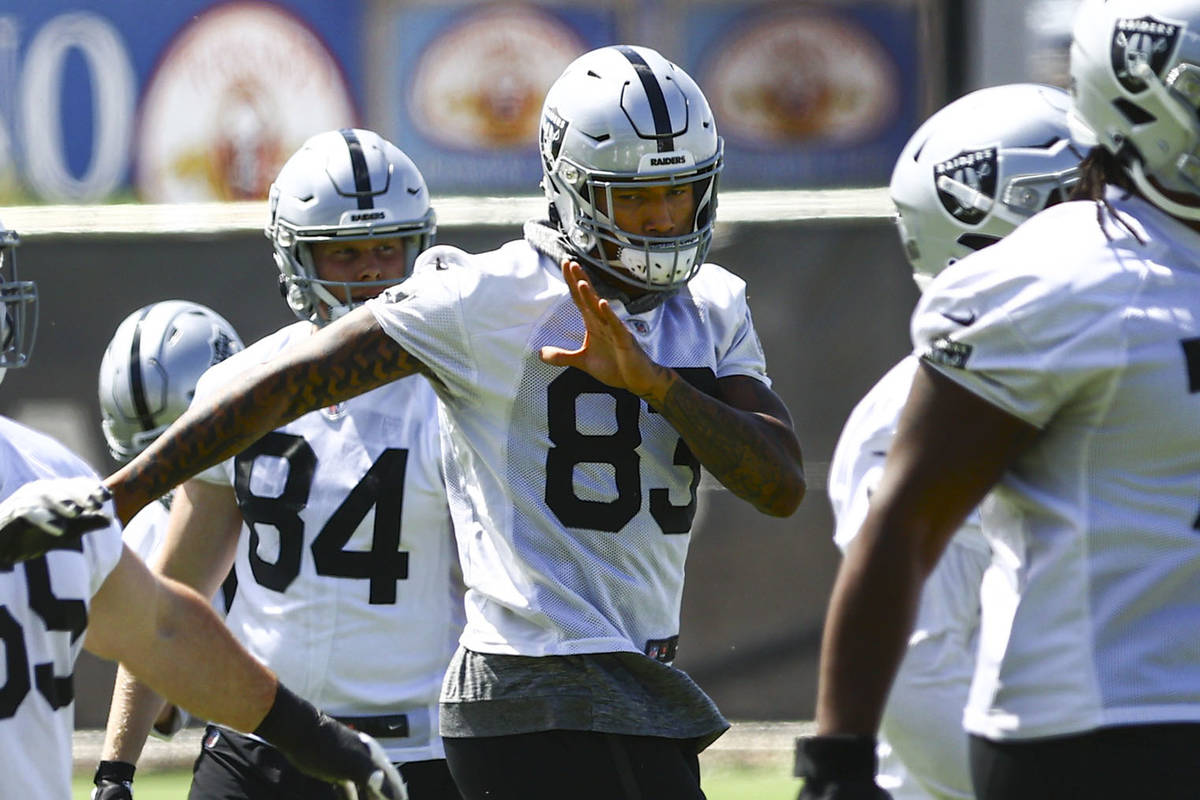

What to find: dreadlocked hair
left=1069, top=145, right=1144, bottom=244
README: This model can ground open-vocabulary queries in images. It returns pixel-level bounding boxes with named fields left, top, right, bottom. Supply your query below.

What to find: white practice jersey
left=193, top=322, right=461, bottom=763
left=829, top=356, right=985, bottom=800
left=368, top=239, right=769, bottom=659
left=913, top=192, right=1200, bottom=740
left=828, top=355, right=986, bottom=556
left=122, top=500, right=170, bottom=564
left=0, top=416, right=123, bottom=799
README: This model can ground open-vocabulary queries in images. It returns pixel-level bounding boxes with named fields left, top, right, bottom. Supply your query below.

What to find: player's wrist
left=793, top=734, right=877, bottom=783
left=94, top=760, right=136, bottom=785
left=252, top=682, right=370, bottom=785
left=93, top=759, right=136, bottom=798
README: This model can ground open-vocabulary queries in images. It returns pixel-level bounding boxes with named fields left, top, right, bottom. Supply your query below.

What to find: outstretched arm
left=107, top=308, right=424, bottom=524
left=540, top=260, right=804, bottom=516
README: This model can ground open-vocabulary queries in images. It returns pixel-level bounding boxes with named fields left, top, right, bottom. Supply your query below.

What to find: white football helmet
left=98, top=300, right=243, bottom=463
left=539, top=45, right=722, bottom=292
left=1070, top=0, right=1200, bottom=219
left=890, top=83, right=1085, bottom=291
left=267, top=128, right=435, bottom=325
left=0, top=219, right=37, bottom=386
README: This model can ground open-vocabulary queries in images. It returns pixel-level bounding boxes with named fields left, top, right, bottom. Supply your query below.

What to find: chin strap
left=522, top=220, right=677, bottom=314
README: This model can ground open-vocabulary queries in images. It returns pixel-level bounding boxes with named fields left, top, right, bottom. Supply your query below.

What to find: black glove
left=794, top=735, right=893, bottom=800
left=91, top=760, right=135, bottom=800
left=253, top=683, right=407, bottom=800
left=0, top=478, right=113, bottom=566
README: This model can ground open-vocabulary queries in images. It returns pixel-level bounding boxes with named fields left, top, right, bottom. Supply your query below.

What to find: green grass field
left=71, top=722, right=806, bottom=798
left=72, top=763, right=801, bottom=799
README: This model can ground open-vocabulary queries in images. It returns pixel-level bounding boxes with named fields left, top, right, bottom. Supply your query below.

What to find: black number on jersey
left=311, top=448, right=409, bottom=604
left=0, top=548, right=88, bottom=719
left=235, top=433, right=410, bottom=603
left=544, top=366, right=717, bottom=534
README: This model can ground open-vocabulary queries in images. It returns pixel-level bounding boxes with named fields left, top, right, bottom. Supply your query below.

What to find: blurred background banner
left=0, top=0, right=950, bottom=204
left=687, top=2, right=928, bottom=187
left=0, top=0, right=364, bottom=204
left=381, top=3, right=614, bottom=193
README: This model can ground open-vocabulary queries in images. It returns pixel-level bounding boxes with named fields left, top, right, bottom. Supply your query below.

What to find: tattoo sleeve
left=655, top=373, right=805, bottom=518
left=109, top=312, right=423, bottom=523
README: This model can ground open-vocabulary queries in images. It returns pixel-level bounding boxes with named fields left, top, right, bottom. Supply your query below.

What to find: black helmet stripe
left=339, top=128, right=374, bottom=209
left=128, top=306, right=156, bottom=433
left=615, top=46, right=674, bottom=153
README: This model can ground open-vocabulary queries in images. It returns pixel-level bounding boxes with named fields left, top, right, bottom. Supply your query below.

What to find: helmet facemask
left=271, top=209, right=436, bottom=325
left=550, top=153, right=722, bottom=293
left=0, top=228, right=38, bottom=385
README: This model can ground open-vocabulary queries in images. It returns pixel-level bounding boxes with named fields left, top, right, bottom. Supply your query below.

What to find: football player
left=795, top=2, right=1200, bottom=798
left=824, top=83, right=1084, bottom=800
left=95, top=300, right=244, bottom=752
left=0, top=220, right=405, bottom=800
left=93, top=129, right=464, bottom=800
left=3, top=46, right=804, bottom=799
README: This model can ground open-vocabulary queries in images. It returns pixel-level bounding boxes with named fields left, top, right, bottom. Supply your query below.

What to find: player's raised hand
left=540, top=259, right=672, bottom=401
left=0, top=477, right=113, bottom=566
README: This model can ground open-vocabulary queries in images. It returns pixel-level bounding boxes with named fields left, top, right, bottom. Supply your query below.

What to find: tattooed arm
left=661, top=372, right=804, bottom=518
left=106, top=307, right=425, bottom=524
left=540, top=260, right=804, bottom=517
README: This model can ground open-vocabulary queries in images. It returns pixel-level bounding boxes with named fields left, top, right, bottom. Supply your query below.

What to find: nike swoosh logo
left=407, top=186, right=421, bottom=195
left=941, top=310, right=976, bottom=326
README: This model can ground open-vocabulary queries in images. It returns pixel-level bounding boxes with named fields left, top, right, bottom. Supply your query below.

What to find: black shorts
left=188, top=724, right=462, bottom=800
left=444, top=729, right=705, bottom=800
left=969, top=723, right=1200, bottom=800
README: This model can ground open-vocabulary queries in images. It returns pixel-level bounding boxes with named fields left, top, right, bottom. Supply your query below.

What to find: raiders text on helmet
left=538, top=45, right=723, bottom=292
left=98, top=300, right=244, bottom=462
left=267, top=128, right=436, bottom=325
left=1070, top=0, right=1200, bottom=219
left=890, top=83, right=1085, bottom=290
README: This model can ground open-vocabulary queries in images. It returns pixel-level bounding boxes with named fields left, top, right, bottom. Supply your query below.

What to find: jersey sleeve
left=911, top=224, right=1132, bottom=429
left=366, top=246, right=478, bottom=402
left=700, top=266, right=771, bottom=386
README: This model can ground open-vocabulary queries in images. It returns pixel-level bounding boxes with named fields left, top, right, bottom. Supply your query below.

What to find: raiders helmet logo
left=539, top=107, right=568, bottom=172
left=934, top=148, right=997, bottom=225
left=1111, top=16, right=1183, bottom=93
left=209, top=330, right=237, bottom=366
